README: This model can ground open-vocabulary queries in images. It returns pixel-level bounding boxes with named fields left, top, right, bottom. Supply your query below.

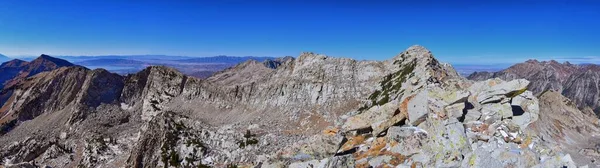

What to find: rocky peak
left=405, top=45, right=432, bottom=57
left=30, top=54, right=74, bottom=67
left=120, top=66, right=189, bottom=121
left=23, top=54, right=75, bottom=77
left=262, top=56, right=295, bottom=69
left=0, top=59, right=27, bottom=68
left=525, top=59, right=540, bottom=63
left=390, top=45, right=433, bottom=62
left=549, top=60, right=559, bottom=64
left=565, top=61, right=573, bottom=66
left=296, top=52, right=326, bottom=61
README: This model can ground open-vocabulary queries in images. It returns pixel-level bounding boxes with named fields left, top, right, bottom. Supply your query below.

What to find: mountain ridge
left=467, top=59, right=600, bottom=115
left=0, top=46, right=598, bottom=167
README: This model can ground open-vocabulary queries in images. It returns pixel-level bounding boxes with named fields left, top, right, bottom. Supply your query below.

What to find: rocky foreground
left=1, top=46, right=600, bottom=168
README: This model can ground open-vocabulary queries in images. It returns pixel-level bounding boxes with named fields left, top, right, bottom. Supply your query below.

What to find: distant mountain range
left=0, top=55, right=278, bottom=78
left=64, top=55, right=277, bottom=78
left=468, top=59, right=600, bottom=115
left=0, top=54, right=10, bottom=63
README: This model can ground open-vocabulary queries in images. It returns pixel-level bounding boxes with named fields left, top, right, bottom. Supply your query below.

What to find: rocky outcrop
left=467, top=60, right=600, bottom=116
left=302, top=61, right=556, bottom=167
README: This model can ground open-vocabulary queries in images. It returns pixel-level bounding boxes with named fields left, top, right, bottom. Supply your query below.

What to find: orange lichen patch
left=323, top=127, right=339, bottom=136
left=354, top=137, right=389, bottom=160
left=400, top=94, right=416, bottom=116
left=411, top=162, right=418, bottom=168
left=471, top=123, right=489, bottom=133
left=355, top=162, right=370, bottom=168
left=519, top=136, right=533, bottom=149
left=388, top=153, right=408, bottom=165
left=340, top=135, right=366, bottom=152
left=512, top=136, right=523, bottom=144
left=488, top=80, right=497, bottom=87
left=436, top=110, right=447, bottom=119
left=389, top=140, right=399, bottom=147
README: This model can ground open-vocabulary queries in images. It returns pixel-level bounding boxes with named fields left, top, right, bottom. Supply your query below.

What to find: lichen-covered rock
left=474, top=79, right=529, bottom=104
left=341, top=100, right=399, bottom=133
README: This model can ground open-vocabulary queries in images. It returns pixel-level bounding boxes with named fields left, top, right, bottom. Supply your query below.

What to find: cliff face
left=0, top=47, right=599, bottom=168
left=528, top=91, right=600, bottom=166
left=468, top=60, right=600, bottom=116
left=0, top=67, right=123, bottom=133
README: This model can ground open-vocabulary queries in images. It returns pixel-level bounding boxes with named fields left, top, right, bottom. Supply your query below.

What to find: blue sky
left=0, top=0, right=598, bottom=64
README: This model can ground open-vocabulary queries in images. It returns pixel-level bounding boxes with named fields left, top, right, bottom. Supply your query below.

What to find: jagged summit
left=406, top=45, right=430, bottom=54
left=30, top=54, right=75, bottom=68
left=525, top=59, right=539, bottom=63
left=390, top=45, right=432, bottom=61
left=261, top=56, right=295, bottom=69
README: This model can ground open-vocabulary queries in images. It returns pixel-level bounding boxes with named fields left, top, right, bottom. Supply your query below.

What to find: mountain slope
left=468, top=60, right=600, bottom=115
left=527, top=91, right=600, bottom=166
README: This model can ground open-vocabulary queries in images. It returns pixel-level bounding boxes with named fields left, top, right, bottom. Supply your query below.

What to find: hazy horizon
left=1, top=0, right=599, bottom=65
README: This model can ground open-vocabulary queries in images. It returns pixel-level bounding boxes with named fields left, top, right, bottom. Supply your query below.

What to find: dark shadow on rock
left=459, top=102, right=475, bottom=122
left=512, top=105, right=525, bottom=116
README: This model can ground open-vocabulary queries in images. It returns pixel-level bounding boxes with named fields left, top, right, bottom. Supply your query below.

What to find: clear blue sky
left=0, top=0, right=598, bottom=64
